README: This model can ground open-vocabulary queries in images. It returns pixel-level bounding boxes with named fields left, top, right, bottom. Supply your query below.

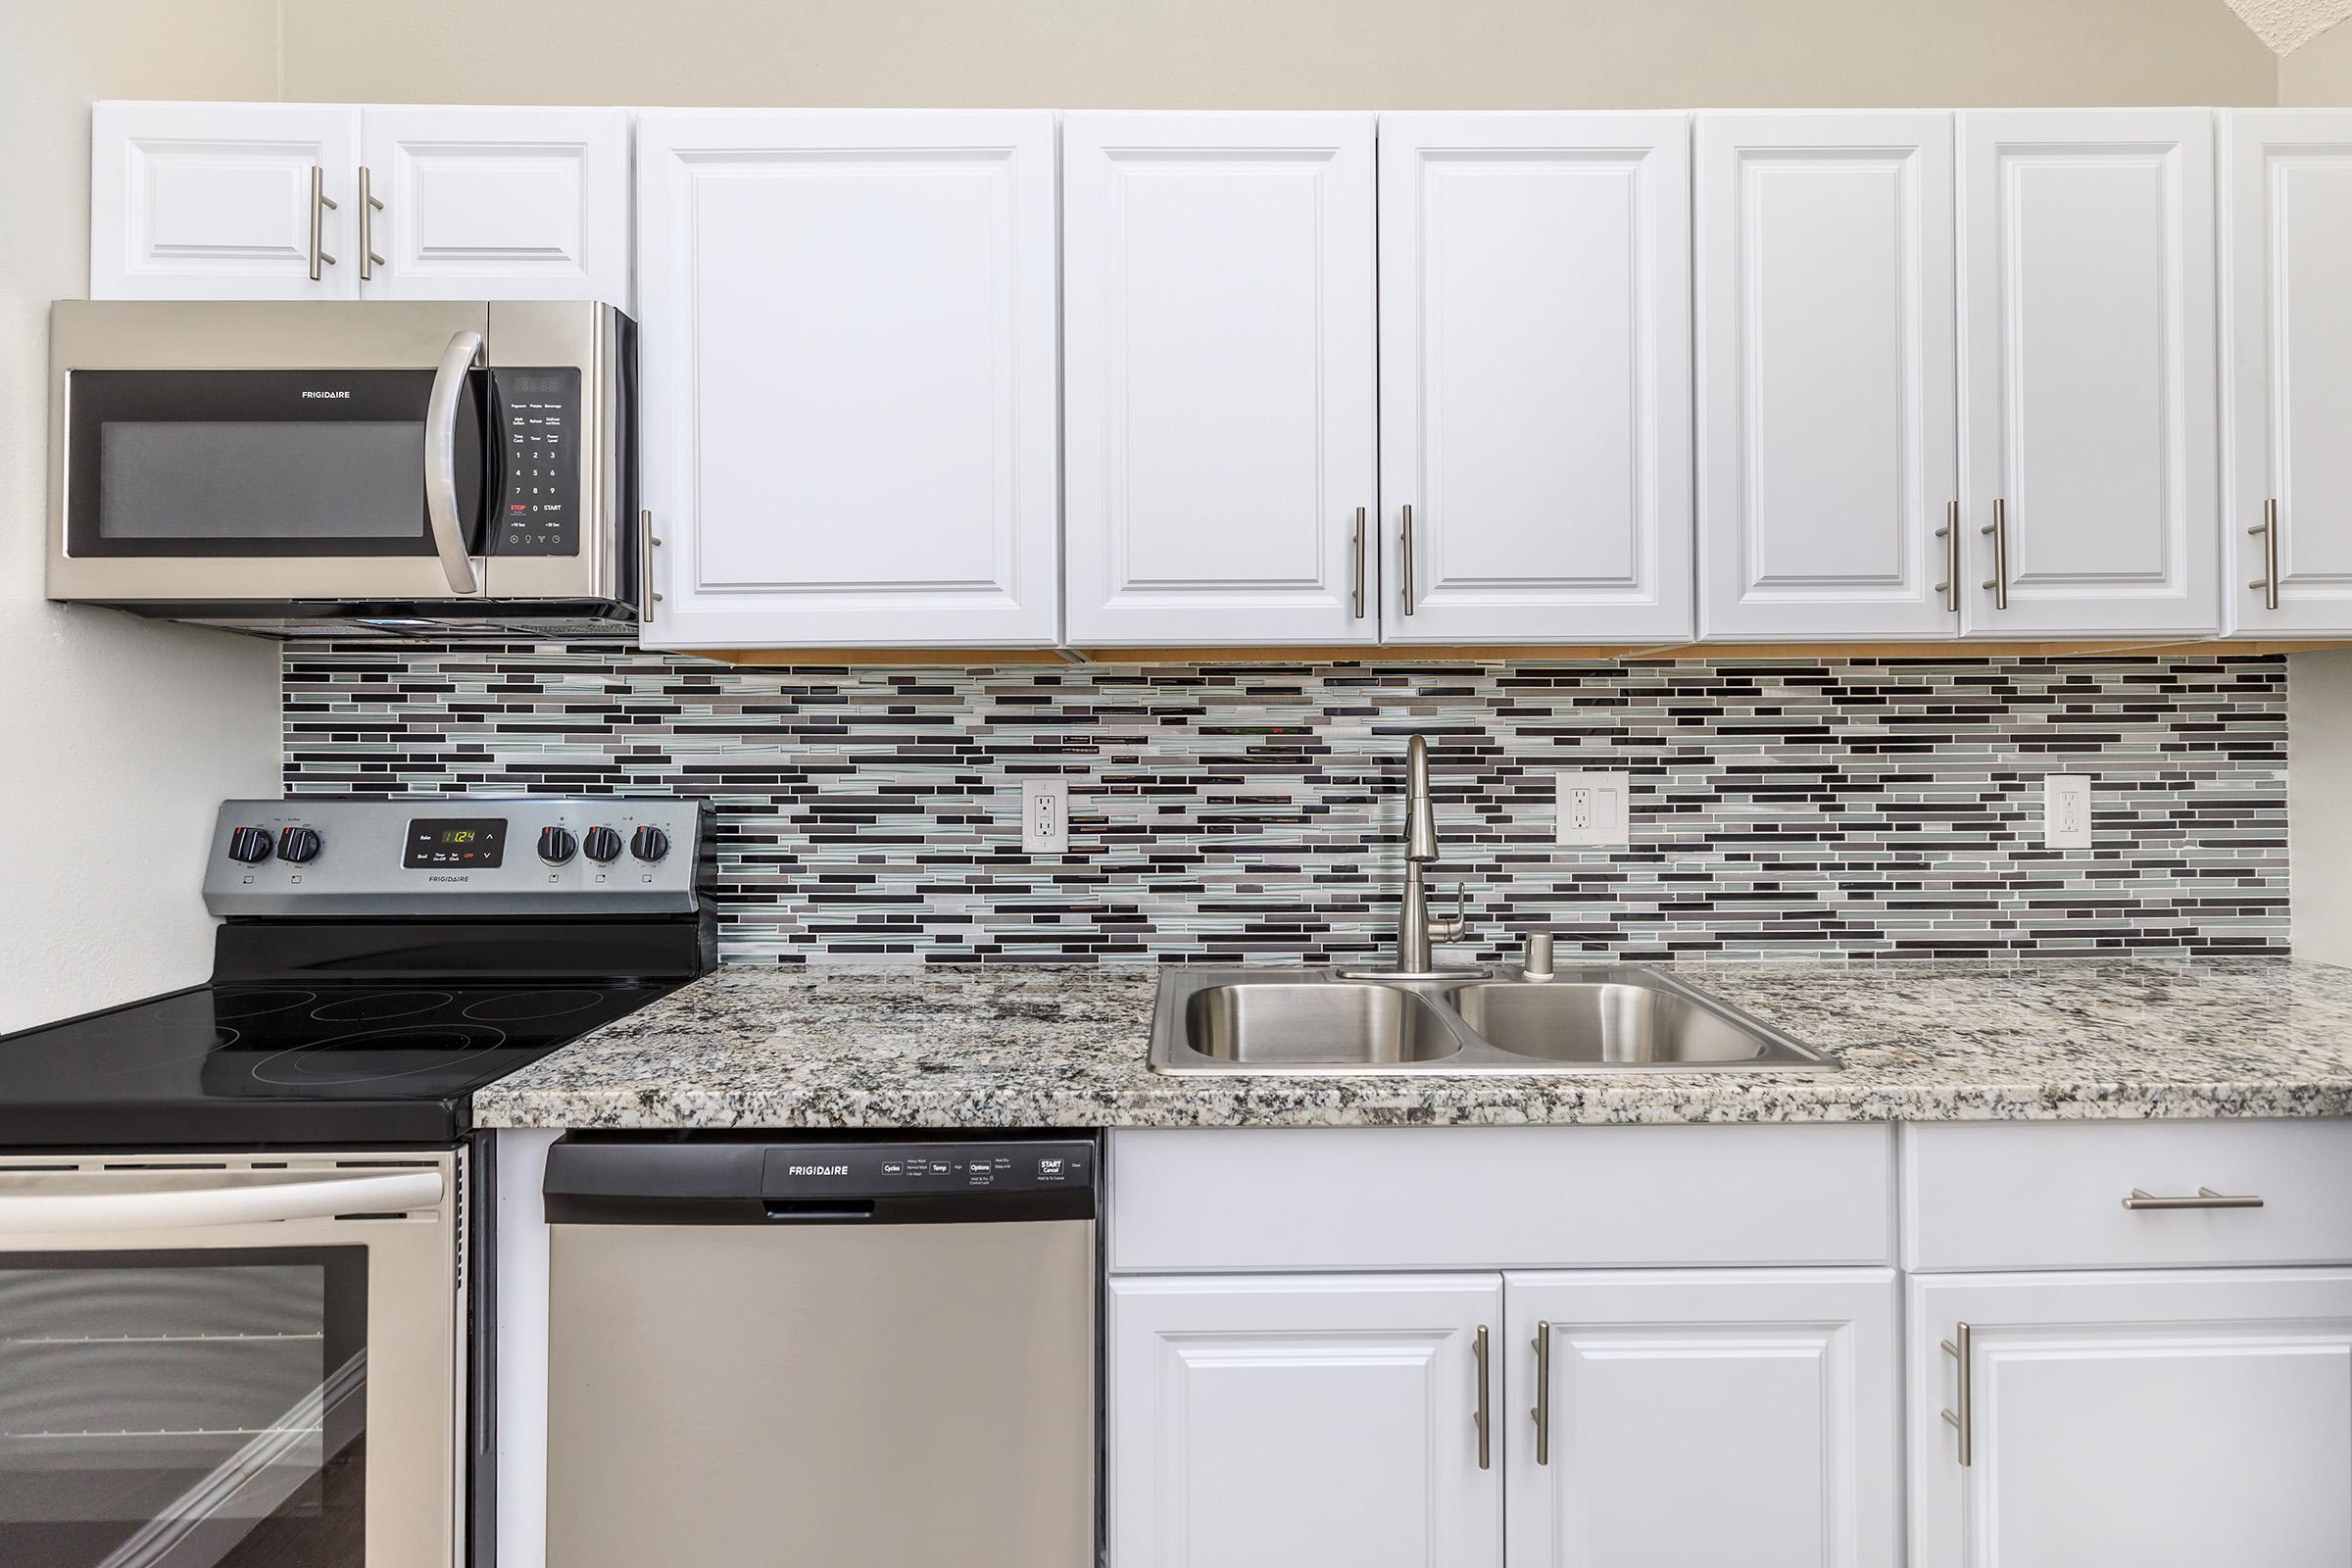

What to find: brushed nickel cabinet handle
left=359, top=166, right=386, bottom=280
left=640, top=510, right=662, bottom=618
left=1401, top=503, right=1417, bottom=617
left=2125, top=1187, right=2264, bottom=1210
left=2250, top=499, right=2279, bottom=612
left=1473, top=1324, right=1492, bottom=1471
left=1939, top=1322, right=1973, bottom=1467
left=308, top=166, right=339, bottom=280
left=1352, top=506, right=1367, bottom=617
left=1980, top=498, right=2008, bottom=611
left=1531, top=1321, right=1551, bottom=1465
left=1935, top=501, right=1959, bottom=612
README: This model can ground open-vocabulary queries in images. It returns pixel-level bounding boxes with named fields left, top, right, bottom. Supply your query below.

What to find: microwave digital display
left=403, top=818, right=509, bottom=869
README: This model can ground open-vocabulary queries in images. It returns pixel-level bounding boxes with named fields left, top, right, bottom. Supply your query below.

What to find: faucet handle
left=1426, top=882, right=1473, bottom=945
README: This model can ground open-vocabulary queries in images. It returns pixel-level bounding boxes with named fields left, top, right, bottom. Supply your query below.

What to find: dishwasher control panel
left=763, top=1141, right=1096, bottom=1199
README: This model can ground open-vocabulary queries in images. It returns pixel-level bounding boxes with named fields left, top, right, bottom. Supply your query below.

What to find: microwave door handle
left=0, top=1170, right=444, bottom=1236
left=425, top=328, right=485, bottom=595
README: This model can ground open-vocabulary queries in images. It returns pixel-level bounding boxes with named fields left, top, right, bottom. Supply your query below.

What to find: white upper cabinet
left=1508, top=1269, right=1902, bottom=1568
left=1109, top=1273, right=1502, bottom=1568
left=1379, top=114, right=1691, bottom=644
left=92, top=102, right=630, bottom=305
left=356, top=107, right=631, bottom=305
left=1911, top=1269, right=2352, bottom=1568
left=636, top=111, right=1060, bottom=649
left=1697, top=112, right=1960, bottom=641
left=93, top=102, right=362, bottom=300
left=1062, top=113, right=1378, bottom=647
left=2222, top=110, right=2352, bottom=636
left=1956, top=110, right=2220, bottom=637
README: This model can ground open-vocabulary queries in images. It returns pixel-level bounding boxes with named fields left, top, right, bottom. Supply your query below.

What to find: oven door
left=0, top=1152, right=463, bottom=1568
left=48, top=301, right=494, bottom=605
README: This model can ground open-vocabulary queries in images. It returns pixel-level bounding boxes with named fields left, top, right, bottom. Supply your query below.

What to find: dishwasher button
left=879, top=1161, right=905, bottom=1176
left=1037, top=1157, right=1067, bottom=1181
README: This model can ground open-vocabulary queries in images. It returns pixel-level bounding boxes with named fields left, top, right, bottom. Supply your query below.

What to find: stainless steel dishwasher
left=542, top=1133, right=1099, bottom=1568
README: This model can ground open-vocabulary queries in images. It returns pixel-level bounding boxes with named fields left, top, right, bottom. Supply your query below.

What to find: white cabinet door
left=1377, top=113, right=1690, bottom=645
left=1108, top=1273, right=1502, bottom=1568
left=1507, top=1269, right=1900, bottom=1568
left=1911, top=1269, right=2352, bottom=1568
left=1063, top=113, right=1378, bottom=647
left=1957, top=110, right=2220, bottom=637
left=92, top=101, right=361, bottom=300
left=1696, top=112, right=1960, bottom=641
left=358, top=106, right=631, bottom=305
left=2222, top=111, right=2352, bottom=636
left=636, top=110, right=1060, bottom=649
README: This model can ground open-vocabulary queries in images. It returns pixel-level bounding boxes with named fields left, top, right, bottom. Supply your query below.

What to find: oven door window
left=65, top=369, right=486, bottom=559
left=0, top=1247, right=368, bottom=1568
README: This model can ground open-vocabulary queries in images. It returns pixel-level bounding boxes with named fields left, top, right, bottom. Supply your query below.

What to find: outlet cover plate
left=2042, top=774, right=2093, bottom=850
left=1020, top=777, right=1070, bottom=854
left=1555, top=771, right=1631, bottom=848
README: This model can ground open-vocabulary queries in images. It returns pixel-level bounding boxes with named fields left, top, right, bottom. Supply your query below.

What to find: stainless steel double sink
left=1148, top=965, right=1835, bottom=1075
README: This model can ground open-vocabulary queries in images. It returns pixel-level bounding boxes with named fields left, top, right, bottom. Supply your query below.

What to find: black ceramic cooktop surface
left=0, top=980, right=675, bottom=1148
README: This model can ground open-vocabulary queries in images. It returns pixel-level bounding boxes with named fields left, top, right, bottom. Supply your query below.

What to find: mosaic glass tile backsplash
left=282, top=647, right=2290, bottom=964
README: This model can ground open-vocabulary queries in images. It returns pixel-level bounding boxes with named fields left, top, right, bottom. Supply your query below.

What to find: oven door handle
left=425, top=327, right=485, bottom=596
left=0, top=1170, right=444, bottom=1235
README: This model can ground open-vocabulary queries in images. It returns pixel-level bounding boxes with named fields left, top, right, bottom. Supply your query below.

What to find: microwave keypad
left=494, top=368, right=583, bottom=557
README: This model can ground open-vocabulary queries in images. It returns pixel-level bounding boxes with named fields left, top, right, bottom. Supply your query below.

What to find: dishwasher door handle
left=762, top=1200, right=876, bottom=1222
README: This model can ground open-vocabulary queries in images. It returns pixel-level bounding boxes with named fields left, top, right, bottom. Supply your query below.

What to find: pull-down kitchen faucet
left=1339, top=734, right=1486, bottom=981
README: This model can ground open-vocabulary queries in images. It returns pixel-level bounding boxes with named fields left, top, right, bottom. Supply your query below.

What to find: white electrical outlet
left=1554, top=771, right=1631, bottom=848
left=1020, top=778, right=1070, bottom=854
left=2042, top=774, right=2093, bottom=850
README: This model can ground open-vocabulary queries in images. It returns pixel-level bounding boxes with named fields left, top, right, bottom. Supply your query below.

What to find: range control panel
left=492, top=368, right=583, bottom=558
left=205, top=797, right=708, bottom=917
left=762, top=1141, right=1097, bottom=1200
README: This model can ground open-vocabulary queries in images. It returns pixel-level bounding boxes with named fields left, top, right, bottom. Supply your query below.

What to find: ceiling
left=2225, top=0, right=2352, bottom=53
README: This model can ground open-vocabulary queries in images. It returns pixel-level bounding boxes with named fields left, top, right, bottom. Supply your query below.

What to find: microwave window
left=98, top=421, right=423, bottom=541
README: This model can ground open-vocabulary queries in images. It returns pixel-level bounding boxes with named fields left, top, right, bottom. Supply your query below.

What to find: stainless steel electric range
left=0, top=796, right=713, bottom=1568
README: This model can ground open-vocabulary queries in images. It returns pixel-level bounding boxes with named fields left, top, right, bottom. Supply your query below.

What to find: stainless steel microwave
left=47, top=300, right=638, bottom=638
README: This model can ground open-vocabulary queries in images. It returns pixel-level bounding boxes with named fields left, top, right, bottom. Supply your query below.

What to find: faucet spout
left=1404, top=734, right=1438, bottom=862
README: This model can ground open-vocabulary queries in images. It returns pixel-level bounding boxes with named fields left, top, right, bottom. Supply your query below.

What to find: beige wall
left=277, top=0, right=2278, bottom=109
left=0, top=1, right=283, bottom=1031
left=2281, top=17, right=2352, bottom=102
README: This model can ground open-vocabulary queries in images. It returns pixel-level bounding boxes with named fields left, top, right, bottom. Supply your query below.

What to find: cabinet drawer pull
left=1531, top=1320, right=1550, bottom=1465
left=1934, top=501, right=1959, bottom=612
left=1401, top=503, right=1416, bottom=617
left=2124, top=1187, right=2264, bottom=1211
left=1939, top=1323, right=1972, bottom=1467
left=2249, top=499, right=2279, bottom=612
left=1472, top=1324, right=1491, bottom=1471
left=360, top=165, right=386, bottom=280
left=308, top=166, right=339, bottom=281
left=1351, top=506, right=1366, bottom=618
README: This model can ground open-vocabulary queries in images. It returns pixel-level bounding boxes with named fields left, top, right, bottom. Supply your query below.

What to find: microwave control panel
left=493, top=368, right=582, bottom=557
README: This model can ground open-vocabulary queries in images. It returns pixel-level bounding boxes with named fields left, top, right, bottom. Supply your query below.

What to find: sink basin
left=1448, top=982, right=1787, bottom=1063
left=1149, top=967, right=1833, bottom=1074
left=1185, top=984, right=1462, bottom=1065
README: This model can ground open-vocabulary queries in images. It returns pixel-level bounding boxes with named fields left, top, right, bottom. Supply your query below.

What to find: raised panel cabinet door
left=1957, top=110, right=2220, bottom=636
left=359, top=106, right=631, bottom=306
left=2222, top=111, right=2352, bottom=635
left=1910, top=1269, right=2352, bottom=1568
left=636, top=110, right=1059, bottom=649
left=1505, top=1269, right=1901, bottom=1568
left=1063, top=113, right=1379, bottom=647
left=1696, top=112, right=1960, bottom=641
left=1379, top=113, right=1691, bottom=645
left=1107, top=1273, right=1503, bottom=1568
left=92, top=101, right=361, bottom=300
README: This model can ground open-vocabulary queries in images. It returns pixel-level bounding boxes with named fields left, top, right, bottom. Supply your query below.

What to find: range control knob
left=629, top=825, right=671, bottom=863
left=537, top=825, right=578, bottom=865
left=582, top=825, right=623, bottom=863
left=226, top=826, right=273, bottom=864
left=276, top=826, right=321, bottom=864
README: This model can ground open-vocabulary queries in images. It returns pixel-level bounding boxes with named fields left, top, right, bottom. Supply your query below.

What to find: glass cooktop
left=0, top=980, right=676, bottom=1147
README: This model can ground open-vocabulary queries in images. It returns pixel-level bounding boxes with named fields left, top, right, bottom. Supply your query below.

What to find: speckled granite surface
left=471, top=958, right=2352, bottom=1130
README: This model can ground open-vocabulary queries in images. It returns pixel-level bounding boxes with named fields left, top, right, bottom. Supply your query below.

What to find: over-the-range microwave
left=47, top=299, right=639, bottom=639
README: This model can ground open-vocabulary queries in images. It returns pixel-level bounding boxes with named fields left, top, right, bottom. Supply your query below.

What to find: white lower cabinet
left=1108, top=1273, right=1503, bottom=1568
left=1909, top=1268, right=2352, bottom=1568
left=1506, top=1270, right=1901, bottom=1568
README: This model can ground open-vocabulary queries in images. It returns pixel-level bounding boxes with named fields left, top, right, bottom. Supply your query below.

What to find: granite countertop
left=470, top=957, right=2352, bottom=1130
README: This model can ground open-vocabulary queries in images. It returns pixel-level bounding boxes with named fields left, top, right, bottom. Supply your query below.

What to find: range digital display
left=403, top=817, right=509, bottom=869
